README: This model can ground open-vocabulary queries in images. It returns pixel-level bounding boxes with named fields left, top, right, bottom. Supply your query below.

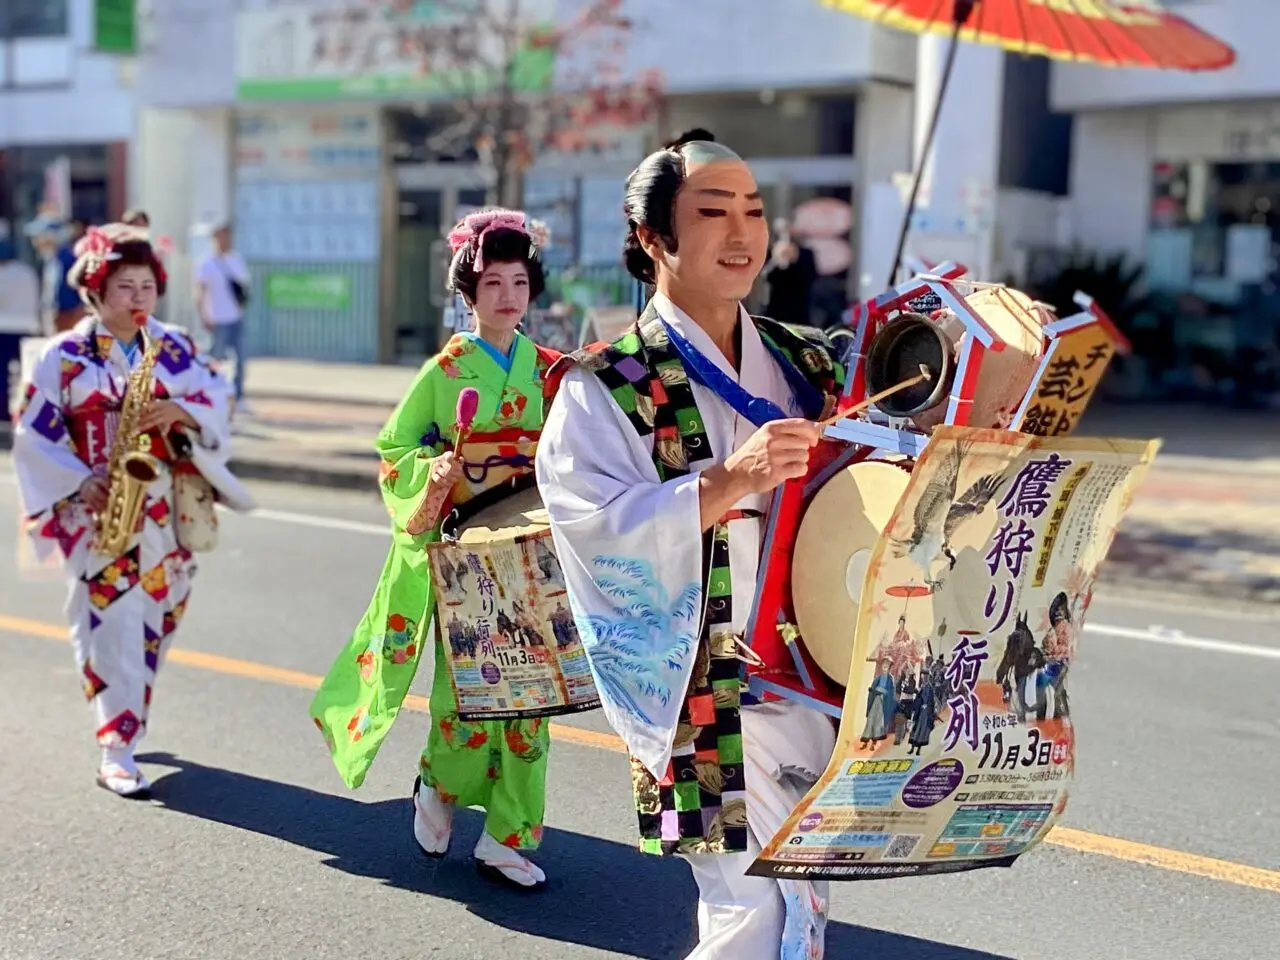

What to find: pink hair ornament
left=446, top=208, right=532, bottom=274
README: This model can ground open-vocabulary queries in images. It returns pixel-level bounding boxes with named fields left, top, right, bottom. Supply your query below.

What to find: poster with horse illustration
left=752, top=426, right=1159, bottom=881
left=428, top=529, right=600, bottom=721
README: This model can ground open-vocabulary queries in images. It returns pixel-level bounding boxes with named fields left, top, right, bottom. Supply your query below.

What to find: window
left=1, top=0, right=69, bottom=40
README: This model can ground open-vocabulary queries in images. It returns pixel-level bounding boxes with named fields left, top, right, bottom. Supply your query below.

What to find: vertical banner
left=1016, top=324, right=1119, bottom=437
left=751, top=425, right=1159, bottom=881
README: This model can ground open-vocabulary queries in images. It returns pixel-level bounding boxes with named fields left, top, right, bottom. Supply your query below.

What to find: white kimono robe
left=11, top=315, right=233, bottom=749
left=536, top=293, right=836, bottom=959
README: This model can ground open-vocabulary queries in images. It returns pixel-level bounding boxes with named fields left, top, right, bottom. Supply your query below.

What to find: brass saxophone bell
left=864, top=314, right=955, bottom=417
left=122, top=448, right=162, bottom=485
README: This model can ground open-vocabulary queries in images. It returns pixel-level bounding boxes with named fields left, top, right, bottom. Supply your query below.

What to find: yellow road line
left=3, top=612, right=1277, bottom=895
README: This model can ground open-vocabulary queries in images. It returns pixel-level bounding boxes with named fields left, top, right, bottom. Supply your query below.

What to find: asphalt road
left=1, top=464, right=1278, bottom=960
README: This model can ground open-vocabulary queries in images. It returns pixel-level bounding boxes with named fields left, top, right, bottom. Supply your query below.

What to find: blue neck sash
left=659, top=319, right=823, bottom=428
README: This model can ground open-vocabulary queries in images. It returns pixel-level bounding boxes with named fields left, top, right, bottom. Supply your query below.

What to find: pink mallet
left=454, top=386, right=480, bottom=453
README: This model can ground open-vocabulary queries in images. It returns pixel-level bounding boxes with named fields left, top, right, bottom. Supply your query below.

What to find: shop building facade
left=134, top=0, right=932, bottom=363
left=0, top=0, right=138, bottom=256
left=1053, top=0, right=1280, bottom=405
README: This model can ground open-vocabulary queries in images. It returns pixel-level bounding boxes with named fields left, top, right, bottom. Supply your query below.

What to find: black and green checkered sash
left=551, top=303, right=843, bottom=856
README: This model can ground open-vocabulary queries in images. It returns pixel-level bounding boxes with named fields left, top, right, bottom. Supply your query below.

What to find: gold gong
left=791, top=461, right=911, bottom=686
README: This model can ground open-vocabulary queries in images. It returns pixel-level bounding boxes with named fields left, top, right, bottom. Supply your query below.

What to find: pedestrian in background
left=195, top=221, right=251, bottom=412
left=25, top=215, right=85, bottom=334
left=762, top=215, right=817, bottom=328
left=0, top=237, right=41, bottom=415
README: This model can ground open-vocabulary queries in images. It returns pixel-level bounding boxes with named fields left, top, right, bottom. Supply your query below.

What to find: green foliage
left=1026, top=249, right=1148, bottom=333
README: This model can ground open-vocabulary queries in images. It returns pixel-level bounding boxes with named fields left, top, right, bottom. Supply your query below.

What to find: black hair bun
left=664, top=128, right=716, bottom=150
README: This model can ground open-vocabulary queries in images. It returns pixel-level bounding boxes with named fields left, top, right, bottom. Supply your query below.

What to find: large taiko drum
left=427, top=483, right=601, bottom=721
left=790, top=461, right=912, bottom=688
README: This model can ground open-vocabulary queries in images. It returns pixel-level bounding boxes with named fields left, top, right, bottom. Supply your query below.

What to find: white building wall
left=556, top=0, right=916, bottom=93
left=1065, top=112, right=1154, bottom=266
left=0, top=0, right=135, bottom=146
left=135, top=0, right=237, bottom=108
left=135, top=108, right=234, bottom=333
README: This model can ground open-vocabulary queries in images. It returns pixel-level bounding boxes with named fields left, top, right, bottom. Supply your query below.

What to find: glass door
left=394, top=188, right=443, bottom=363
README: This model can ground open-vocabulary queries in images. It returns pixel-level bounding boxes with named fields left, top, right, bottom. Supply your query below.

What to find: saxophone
left=92, top=320, right=166, bottom=557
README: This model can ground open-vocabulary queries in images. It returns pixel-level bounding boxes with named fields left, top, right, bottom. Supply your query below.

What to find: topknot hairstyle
left=445, top=207, right=547, bottom=305
left=66, top=223, right=168, bottom=304
left=622, top=128, right=743, bottom=285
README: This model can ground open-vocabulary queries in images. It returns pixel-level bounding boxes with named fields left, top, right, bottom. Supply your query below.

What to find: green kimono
left=310, top=331, right=558, bottom=850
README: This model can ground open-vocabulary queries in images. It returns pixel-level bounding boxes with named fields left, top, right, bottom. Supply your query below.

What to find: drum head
left=792, top=461, right=911, bottom=687
left=453, top=485, right=549, bottom=544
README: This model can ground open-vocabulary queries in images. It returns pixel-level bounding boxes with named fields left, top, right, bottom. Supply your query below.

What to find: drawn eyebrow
left=695, top=189, right=764, bottom=201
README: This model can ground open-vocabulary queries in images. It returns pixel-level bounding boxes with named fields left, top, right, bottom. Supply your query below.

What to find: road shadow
left=140, top=753, right=1014, bottom=960
left=1106, top=523, right=1280, bottom=600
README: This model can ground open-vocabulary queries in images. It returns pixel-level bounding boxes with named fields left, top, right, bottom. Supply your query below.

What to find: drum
left=865, top=287, right=1045, bottom=433
left=791, top=461, right=912, bottom=688
left=448, top=432, right=539, bottom=510
left=427, top=485, right=600, bottom=721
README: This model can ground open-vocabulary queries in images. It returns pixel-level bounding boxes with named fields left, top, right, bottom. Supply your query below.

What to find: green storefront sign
left=95, top=0, right=136, bottom=55
left=266, top=273, right=352, bottom=311
left=240, top=53, right=553, bottom=101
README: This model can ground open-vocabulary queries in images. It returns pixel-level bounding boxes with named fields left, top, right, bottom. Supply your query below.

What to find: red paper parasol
left=823, top=0, right=1235, bottom=70
left=885, top=583, right=933, bottom=598
left=821, top=0, right=1237, bottom=284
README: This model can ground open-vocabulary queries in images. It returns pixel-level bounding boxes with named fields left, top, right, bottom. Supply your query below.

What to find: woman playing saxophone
left=10, top=223, right=247, bottom=798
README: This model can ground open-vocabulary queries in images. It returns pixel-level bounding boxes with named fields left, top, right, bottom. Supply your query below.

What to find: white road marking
left=227, top=506, right=388, bottom=537
left=1084, top=623, right=1280, bottom=661
left=4, top=471, right=1279, bottom=660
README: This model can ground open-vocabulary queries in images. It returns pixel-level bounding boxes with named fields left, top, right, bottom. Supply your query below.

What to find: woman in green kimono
left=310, top=209, right=560, bottom=891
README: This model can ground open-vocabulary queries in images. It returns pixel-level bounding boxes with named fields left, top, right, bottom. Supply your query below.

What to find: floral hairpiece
left=527, top=218, right=551, bottom=249
left=70, top=224, right=167, bottom=297
left=447, top=209, right=536, bottom=273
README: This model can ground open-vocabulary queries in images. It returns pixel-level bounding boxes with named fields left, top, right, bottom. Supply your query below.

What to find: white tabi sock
left=412, top=780, right=453, bottom=856
left=98, top=746, right=150, bottom=796
left=101, top=746, right=140, bottom=777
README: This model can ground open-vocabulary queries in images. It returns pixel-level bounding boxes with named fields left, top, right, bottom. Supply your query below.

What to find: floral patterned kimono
left=310, top=330, right=560, bottom=851
left=10, top=315, right=233, bottom=750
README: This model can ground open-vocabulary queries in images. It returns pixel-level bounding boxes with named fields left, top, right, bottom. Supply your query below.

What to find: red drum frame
left=740, top=263, right=1131, bottom=715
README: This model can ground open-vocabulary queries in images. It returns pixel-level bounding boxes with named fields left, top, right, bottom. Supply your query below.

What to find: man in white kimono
left=536, top=130, right=843, bottom=958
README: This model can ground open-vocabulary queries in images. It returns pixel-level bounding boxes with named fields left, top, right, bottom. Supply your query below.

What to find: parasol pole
left=887, top=0, right=978, bottom=288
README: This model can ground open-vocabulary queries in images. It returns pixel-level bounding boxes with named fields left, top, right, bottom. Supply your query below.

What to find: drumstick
left=409, top=387, right=482, bottom=537
left=453, top=387, right=480, bottom=456
left=819, top=364, right=933, bottom=428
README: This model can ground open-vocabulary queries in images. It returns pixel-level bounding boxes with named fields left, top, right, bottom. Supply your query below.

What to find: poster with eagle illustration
left=752, top=425, right=1158, bottom=881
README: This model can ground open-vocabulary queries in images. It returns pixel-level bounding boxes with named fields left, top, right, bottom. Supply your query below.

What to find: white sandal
left=96, top=764, right=151, bottom=799
left=474, top=831, right=547, bottom=891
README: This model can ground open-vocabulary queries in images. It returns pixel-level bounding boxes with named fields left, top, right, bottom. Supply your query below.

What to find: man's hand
left=79, top=476, right=109, bottom=513
left=698, top=419, right=821, bottom=530
left=724, top=419, right=822, bottom=493
left=137, top=400, right=197, bottom=434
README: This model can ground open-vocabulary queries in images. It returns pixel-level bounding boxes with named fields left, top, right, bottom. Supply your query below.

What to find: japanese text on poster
left=752, top=426, right=1158, bottom=881
left=428, top=531, right=600, bottom=721
left=1017, top=324, right=1117, bottom=437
